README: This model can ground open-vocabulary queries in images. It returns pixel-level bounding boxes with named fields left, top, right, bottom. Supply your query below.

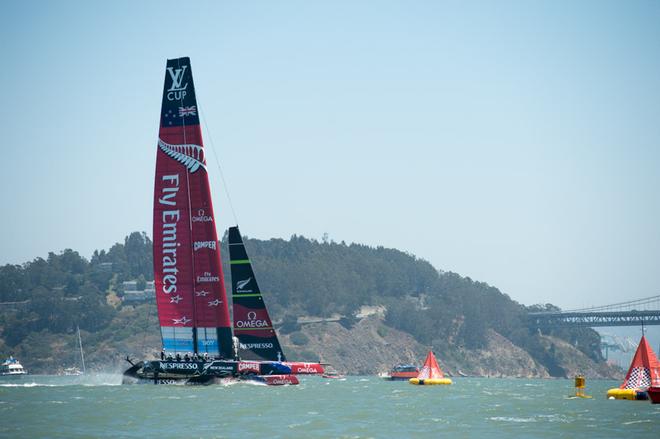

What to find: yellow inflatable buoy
left=407, top=351, right=452, bottom=385
left=409, top=377, right=452, bottom=385
left=606, top=388, right=648, bottom=400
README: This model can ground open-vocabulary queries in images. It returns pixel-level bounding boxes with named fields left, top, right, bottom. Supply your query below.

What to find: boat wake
left=0, top=373, right=122, bottom=387
left=0, top=382, right=54, bottom=387
left=622, top=420, right=652, bottom=426
left=488, top=416, right=536, bottom=423
left=1, top=381, right=122, bottom=388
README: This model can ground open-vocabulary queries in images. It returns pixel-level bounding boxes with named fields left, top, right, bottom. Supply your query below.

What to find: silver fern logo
left=236, top=277, right=252, bottom=292
left=158, top=138, right=206, bottom=173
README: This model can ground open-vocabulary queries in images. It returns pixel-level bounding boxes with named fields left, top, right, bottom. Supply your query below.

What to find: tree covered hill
left=232, top=234, right=604, bottom=375
left=0, top=231, right=607, bottom=376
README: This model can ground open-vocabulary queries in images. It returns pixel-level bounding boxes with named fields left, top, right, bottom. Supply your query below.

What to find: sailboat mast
left=77, top=325, right=86, bottom=374
left=176, top=66, right=199, bottom=355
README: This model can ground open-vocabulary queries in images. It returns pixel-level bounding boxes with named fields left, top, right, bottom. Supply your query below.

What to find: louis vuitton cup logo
left=166, top=65, right=188, bottom=101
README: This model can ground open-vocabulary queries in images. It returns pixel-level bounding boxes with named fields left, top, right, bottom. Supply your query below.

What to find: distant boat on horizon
left=380, top=364, right=419, bottom=381
left=61, top=325, right=86, bottom=376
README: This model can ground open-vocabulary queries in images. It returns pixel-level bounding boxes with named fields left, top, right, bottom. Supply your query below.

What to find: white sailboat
left=62, top=326, right=86, bottom=376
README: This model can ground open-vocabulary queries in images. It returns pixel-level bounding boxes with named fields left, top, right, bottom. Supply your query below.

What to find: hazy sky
left=2, top=0, right=659, bottom=310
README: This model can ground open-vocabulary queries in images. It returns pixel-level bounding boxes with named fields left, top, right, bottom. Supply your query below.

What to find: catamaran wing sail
left=228, top=226, right=286, bottom=361
left=154, top=57, right=233, bottom=359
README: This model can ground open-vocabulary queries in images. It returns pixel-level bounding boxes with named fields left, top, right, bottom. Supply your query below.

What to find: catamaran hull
left=122, top=359, right=299, bottom=386
left=122, top=374, right=190, bottom=385
left=122, top=373, right=298, bottom=386
left=284, top=362, right=324, bottom=375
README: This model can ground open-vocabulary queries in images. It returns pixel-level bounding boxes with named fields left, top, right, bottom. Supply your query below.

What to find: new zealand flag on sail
left=160, top=58, right=200, bottom=128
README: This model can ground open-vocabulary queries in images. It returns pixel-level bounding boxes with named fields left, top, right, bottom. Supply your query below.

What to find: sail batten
left=153, top=57, right=233, bottom=358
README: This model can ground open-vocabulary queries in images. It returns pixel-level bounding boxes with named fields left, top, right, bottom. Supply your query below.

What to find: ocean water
left=0, top=375, right=657, bottom=438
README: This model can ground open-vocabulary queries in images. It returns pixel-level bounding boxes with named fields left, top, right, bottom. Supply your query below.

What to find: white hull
left=1, top=358, right=27, bottom=376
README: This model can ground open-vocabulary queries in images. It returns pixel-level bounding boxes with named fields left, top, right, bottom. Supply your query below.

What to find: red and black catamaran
left=123, top=57, right=322, bottom=385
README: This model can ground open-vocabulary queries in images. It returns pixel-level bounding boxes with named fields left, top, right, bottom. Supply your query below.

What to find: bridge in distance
left=529, top=295, right=660, bottom=328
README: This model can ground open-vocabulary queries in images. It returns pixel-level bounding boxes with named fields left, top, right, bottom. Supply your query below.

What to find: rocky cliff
left=281, top=315, right=622, bottom=379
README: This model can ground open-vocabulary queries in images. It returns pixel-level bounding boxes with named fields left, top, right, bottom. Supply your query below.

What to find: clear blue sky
left=2, top=0, right=659, bottom=310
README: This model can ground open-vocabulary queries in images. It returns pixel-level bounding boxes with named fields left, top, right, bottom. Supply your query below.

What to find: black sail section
left=228, top=226, right=286, bottom=361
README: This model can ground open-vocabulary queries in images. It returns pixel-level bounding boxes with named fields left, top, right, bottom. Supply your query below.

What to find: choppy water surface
left=1, top=375, right=657, bottom=438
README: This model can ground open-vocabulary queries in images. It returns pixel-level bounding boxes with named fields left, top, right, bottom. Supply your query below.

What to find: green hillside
left=0, top=232, right=606, bottom=376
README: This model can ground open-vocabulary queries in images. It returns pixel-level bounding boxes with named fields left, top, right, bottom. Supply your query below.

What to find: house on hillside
left=122, top=280, right=155, bottom=304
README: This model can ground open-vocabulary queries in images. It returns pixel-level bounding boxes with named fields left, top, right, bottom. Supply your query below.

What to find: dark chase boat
left=123, top=57, right=321, bottom=385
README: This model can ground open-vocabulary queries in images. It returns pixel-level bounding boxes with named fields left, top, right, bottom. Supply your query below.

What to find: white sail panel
left=196, top=327, right=219, bottom=356
left=161, top=326, right=194, bottom=353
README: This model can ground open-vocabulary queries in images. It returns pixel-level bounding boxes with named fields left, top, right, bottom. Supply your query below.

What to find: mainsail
left=228, top=226, right=286, bottom=361
left=153, top=57, right=233, bottom=358
left=416, top=351, right=445, bottom=380
left=619, top=335, right=660, bottom=390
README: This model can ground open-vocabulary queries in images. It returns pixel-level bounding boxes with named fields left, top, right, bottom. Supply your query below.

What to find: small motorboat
left=322, top=368, right=345, bottom=379
left=381, top=365, right=419, bottom=381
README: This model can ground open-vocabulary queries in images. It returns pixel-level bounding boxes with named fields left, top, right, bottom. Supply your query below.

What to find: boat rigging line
left=197, top=99, right=240, bottom=228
